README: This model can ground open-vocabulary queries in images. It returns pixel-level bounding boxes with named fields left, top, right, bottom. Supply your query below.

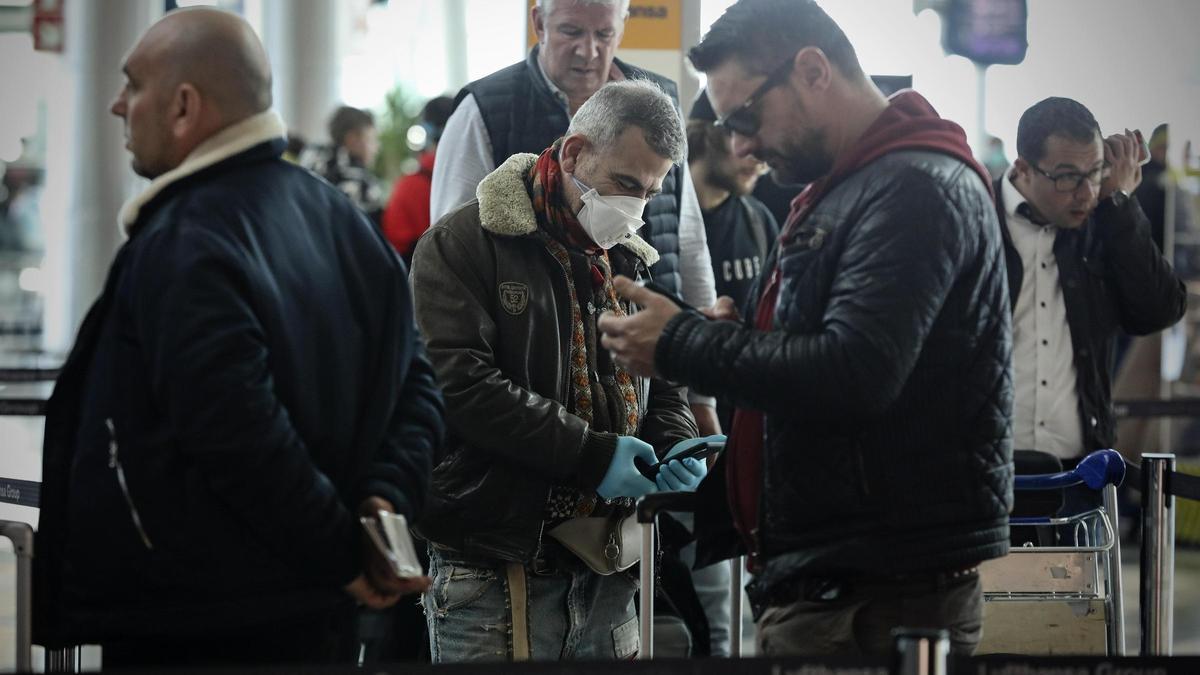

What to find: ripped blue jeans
left=422, top=544, right=640, bottom=661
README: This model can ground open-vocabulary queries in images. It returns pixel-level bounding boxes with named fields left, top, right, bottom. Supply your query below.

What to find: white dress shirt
left=1003, top=172, right=1085, bottom=459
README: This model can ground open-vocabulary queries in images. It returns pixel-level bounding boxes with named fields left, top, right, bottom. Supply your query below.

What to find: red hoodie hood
left=784, top=90, right=993, bottom=233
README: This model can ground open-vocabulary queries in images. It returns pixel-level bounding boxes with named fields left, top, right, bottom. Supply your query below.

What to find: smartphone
left=1106, top=130, right=1150, bottom=166
left=359, top=511, right=424, bottom=578
left=1136, top=129, right=1151, bottom=166
left=635, top=441, right=726, bottom=481
left=639, top=280, right=702, bottom=314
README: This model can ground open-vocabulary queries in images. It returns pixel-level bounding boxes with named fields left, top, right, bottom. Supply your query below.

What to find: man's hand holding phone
left=634, top=435, right=725, bottom=491
left=1101, top=128, right=1145, bottom=199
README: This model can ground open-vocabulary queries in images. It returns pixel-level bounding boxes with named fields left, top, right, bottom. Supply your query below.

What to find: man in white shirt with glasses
left=996, top=97, right=1185, bottom=485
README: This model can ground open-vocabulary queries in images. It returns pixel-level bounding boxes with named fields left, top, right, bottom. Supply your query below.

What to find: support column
left=443, top=0, right=469, bottom=91
left=678, top=0, right=702, bottom=113
left=42, top=0, right=159, bottom=352
left=262, top=0, right=344, bottom=143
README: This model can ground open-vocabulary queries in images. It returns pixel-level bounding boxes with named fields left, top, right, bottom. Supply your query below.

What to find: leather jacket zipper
left=105, top=418, right=155, bottom=550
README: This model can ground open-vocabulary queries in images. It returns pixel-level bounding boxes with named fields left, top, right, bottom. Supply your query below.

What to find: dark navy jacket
left=34, top=136, right=443, bottom=644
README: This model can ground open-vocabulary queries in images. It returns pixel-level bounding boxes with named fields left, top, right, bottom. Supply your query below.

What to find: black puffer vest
left=458, top=46, right=685, bottom=293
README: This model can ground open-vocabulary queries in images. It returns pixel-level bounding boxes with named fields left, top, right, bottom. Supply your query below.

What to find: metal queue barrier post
left=1102, top=482, right=1127, bottom=655
left=1140, top=453, right=1176, bottom=656
left=892, top=628, right=949, bottom=675
left=0, top=521, right=32, bottom=672
left=639, top=515, right=655, bottom=660
left=729, top=556, right=744, bottom=657
left=45, top=647, right=79, bottom=672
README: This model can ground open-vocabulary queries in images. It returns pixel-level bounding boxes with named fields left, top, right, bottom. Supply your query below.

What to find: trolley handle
left=1013, top=449, right=1126, bottom=491
left=636, top=491, right=696, bottom=523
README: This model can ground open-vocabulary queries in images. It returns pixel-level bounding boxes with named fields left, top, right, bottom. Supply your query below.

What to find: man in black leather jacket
left=33, top=9, right=443, bottom=668
left=600, top=0, right=1013, bottom=657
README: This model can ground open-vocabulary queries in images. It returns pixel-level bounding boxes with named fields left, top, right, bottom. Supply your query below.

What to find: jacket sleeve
left=639, top=375, right=699, bottom=457
left=357, top=327, right=444, bottom=523
left=1094, top=196, right=1188, bottom=335
left=656, top=167, right=976, bottom=422
left=410, top=223, right=617, bottom=490
left=133, top=224, right=362, bottom=586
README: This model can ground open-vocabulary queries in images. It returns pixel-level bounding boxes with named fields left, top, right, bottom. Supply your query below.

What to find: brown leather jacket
left=410, top=153, right=697, bottom=562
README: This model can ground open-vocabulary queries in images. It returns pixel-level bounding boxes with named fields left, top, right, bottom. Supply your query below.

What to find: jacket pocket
left=105, top=418, right=155, bottom=550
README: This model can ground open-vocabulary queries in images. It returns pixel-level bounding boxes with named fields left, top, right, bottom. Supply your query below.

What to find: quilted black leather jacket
left=657, top=150, right=1015, bottom=591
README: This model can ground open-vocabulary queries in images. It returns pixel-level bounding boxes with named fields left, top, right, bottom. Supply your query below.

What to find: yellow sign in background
left=526, top=0, right=683, bottom=51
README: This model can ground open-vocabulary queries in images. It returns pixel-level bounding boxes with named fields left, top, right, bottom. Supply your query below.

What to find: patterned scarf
left=528, top=144, right=641, bottom=520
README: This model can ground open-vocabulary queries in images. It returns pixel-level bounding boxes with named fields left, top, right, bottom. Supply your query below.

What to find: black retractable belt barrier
left=0, top=367, right=60, bottom=383
left=1125, top=460, right=1200, bottom=502
left=0, top=478, right=39, bottom=508
left=1115, top=397, right=1200, bottom=419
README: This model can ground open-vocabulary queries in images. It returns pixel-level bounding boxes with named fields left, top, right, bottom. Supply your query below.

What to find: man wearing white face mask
left=410, top=80, right=710, bottom=661
left=568, top=172, right=649, bottom=247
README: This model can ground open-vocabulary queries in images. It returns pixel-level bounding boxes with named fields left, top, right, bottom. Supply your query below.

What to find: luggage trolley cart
left=976, top=449, right=1127, bottom=656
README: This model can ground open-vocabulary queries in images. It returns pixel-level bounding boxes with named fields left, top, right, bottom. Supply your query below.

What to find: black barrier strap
left=0, top=478, right=39, bottom=508
left=0, top=399, right=47, bottom=416
left=1173, top=469, right=1200, bottom=501
left=0, top=367, right=60, bottom=383
left=1114, top=397, right=1200, bottom=419
left=1123, top=460, right=1200, bottom=502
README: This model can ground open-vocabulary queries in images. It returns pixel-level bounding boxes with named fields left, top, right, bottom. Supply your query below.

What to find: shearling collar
left=474, top=152, right=660, bottom=266
left=119, top=110, right=287, bottom=234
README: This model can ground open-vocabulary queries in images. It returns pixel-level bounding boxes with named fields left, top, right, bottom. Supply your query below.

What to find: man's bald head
left=140, top=8, right=272, bottom=122
left=112, top=8, right=274, bottom=178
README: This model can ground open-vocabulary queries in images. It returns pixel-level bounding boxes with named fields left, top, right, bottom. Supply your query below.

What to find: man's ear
left=531, top=5, right=546, bottom=44
left=1011, top=157, right=1029, bottom=181
left=559, top=134, right=589, bottom=173
left=169, top=83, right=203, bottom=139
left=791, top=46, right=832, bottom=93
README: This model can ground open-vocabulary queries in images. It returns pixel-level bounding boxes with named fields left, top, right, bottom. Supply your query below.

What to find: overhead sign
left=527, top=0, right=682, bottom=51
left=938, top=0, right=1028, bottom=66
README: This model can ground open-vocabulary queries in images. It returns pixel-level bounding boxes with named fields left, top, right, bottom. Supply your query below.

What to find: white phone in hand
left=360, top=511, right=423, bottom=578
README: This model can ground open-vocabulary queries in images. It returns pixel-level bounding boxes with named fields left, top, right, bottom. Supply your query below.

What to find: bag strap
left=506, top=562, right=531, bottom=660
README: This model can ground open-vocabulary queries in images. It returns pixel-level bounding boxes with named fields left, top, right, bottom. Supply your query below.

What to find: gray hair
left=537, top=0, right=630, bottom=17
left=567, top=80, right=685, bottom=164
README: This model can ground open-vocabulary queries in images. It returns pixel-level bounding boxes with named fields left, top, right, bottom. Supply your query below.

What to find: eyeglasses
left=713, top=54, right=797, bottom=137
left=1029, top=162, right=1111, bottom=193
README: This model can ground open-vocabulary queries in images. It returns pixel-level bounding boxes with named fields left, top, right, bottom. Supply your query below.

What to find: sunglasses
left=713, top=53, right=797, bottom=137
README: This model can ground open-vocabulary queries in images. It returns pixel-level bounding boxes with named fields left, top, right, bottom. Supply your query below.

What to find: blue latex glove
left=655, top=435, right=724, bottom=492
left=597, top=436, right=658, bottom=499
left=655, top=457, right=707, bottom=492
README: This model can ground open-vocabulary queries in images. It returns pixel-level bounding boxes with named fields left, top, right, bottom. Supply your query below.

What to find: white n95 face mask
left=570, top=174, right=647, bottom=249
